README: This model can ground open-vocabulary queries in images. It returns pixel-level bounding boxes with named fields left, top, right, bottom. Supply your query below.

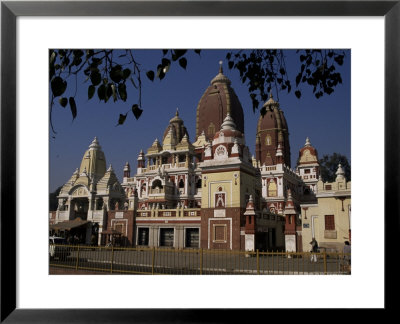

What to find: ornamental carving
left=215, top=145, right=228, bottom=160
left=71, top=186, right=88, bottom=197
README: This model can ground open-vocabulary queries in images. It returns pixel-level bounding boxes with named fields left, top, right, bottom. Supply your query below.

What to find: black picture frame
left=1, top=0, right=398, bottom=322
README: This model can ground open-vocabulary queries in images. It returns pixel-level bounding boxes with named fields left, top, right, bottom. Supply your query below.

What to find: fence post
left=110, top=245, right=114, bottom=274
left=75, top=245, right=80, bottom=271
left=200, top=248, right=203, bottom=275
left=256, top=249, right=260, bottom=275
left=152, top=247, right=155, bottom=275
left=323, top=251, right=327, bottom=274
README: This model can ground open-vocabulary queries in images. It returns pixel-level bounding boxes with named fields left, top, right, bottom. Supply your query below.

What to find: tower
left=195, top=62, right=244, bottom=141
left=255, top=93, right=291, bottom=167
left=297, top=137, right=320, bottom=195
left=199, top=113, right=260, bottom=250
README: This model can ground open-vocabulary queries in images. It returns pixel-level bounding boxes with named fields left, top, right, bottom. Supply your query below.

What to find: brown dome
left=256, top=93, right=291, bottom=167
left=196, top=65, right=244, bottom=141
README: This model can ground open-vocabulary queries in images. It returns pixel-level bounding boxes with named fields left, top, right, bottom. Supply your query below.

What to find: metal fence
left=49, top=245, right=351, bottom=275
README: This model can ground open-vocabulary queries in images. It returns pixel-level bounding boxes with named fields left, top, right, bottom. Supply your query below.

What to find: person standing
left=343, top=240, right=351, bottom=266
left=310, top=238, right=319, bottom=262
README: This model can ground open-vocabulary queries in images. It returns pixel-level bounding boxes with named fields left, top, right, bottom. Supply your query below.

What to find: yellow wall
left=301, top=196, right=351, bottom=252
left=202, top=170, right=257, bottom=208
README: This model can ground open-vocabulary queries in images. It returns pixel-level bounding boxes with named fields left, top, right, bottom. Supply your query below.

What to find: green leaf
left=295, top=73, right=302, bottom=87
left=88, top=85, right=95, bottom=99
left=156, top=65, right=166, bottom=80
left=110, top=65, right=123, bottom=83
left=51, top=77, right=67, bottom=97
left=73, top=50, right=84, bottom=58
left=86, top=49, right=94, bottom=58
left=49, top=51, right=57, bottom=65
left=73, top=57, right=82, bottom=66
left=132, top=104, right=143, bottom=120
left=118, top=83, right=127, bottom=101
left=179, top=57, right=187, bottom=70
left=69, top=97, right=77, bottom=120
left=97, top=84, right=106, bottom=101
left=146, top=70, right=155, bottom=81
left=105, top=84, right=113, bottom=102
left=90, top=71, right=102, bottom=86
left=122, top=69, right=131, bottom=80
left=162, top=58, right=171, bottom=68
left=116, top=113, right=127, bottom=126
left=111, top=84, right=117, bottom=102
left=58, top=97, right=68, bottom=108
left=172, top=49, right=187, bottom=61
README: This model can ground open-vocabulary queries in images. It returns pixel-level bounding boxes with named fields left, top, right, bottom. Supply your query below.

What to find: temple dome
left=195, top=63, right=244, bottom=141
left=256, top=94, right=291, bottom=167
left=162, top=109, right=188, bottom=144
left=79, top=137, right=106, bottom=181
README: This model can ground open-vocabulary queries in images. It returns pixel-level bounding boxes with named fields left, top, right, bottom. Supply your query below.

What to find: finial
left=219, top=60, right=223, bottom=73
left=89, top=136, right=101, bottom=149
left=305, top=137, right=311, bottom=146
left=107, top=164, right=113, bottom=172
left=335, top=163, right=345, bottom=180
left=269, top=91, right=273, bottom=99
left=221, top=113, right=236, bottom=130
left=175, top=108, right=179, bottom=116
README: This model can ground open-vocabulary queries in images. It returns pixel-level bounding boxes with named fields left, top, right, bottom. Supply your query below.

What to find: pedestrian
left=91, top=234, right=97, bottom=246
left=310, top=237, right=318, bottom=262
left=343, top=240, right=351, bottom=265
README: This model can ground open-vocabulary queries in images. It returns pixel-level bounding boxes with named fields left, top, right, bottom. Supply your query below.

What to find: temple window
left=325, top=215, right=335, bottom=230
left=179, top=179, right=185, bottom=188
left=196, top=178, right=202, bottom=188
left=268, top=180, right=277, bottom=197
left=265, top=135, right=272, bottom=146
left=208, top=122, right=215, bottom=136
left=152, top=179, right=163, bottom=189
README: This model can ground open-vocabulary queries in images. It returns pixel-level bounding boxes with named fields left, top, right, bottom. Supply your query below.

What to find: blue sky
left=49, top=49, right=350, bottom=192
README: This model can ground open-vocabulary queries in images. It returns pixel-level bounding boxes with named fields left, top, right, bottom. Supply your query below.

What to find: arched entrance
left=71, top=197, right=89, bottom=220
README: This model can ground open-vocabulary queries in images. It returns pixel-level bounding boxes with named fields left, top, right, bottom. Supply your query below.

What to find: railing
left=49, top=245, right=351, bottom=275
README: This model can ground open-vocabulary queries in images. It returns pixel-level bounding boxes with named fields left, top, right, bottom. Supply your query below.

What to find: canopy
left=50, top=217, right=90, bottom=231
left=101, top=228, right=122, bottom=235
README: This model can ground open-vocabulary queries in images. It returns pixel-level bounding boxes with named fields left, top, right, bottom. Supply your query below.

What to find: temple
left=50, top=63, right=351, bottom=253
